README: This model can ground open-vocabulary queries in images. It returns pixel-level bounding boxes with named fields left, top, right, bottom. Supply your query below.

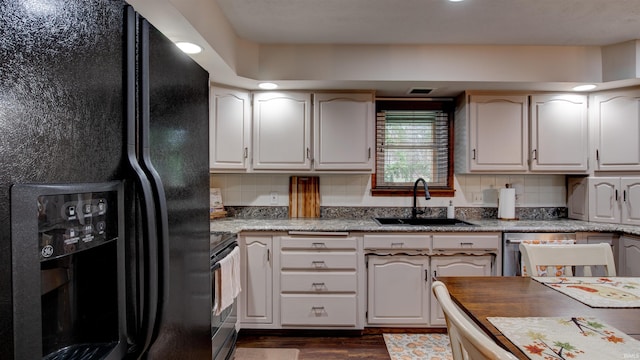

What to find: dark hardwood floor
left=236, top=328, right=446, bottom=359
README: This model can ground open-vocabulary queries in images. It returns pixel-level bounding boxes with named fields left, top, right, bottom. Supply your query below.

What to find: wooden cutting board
left=289, top=176, right=320, bottom=218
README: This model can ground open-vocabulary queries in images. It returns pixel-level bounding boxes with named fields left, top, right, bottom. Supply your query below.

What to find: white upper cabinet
left=588, top=177, right=640, bottom=225
left=593, top=89, right=640, bottom=171
left=212, top=90, right=375, bottom=173
left=456, top=92, right=590, bottom=174
left=252, top=92, right=312, bottom=170
left=469, top=95, right=529, bottom=171
left=588, top=177, right=620, bottom=223
left=313, top=93, right=374, bottom=171
left=567, top=176, right=589, bottom=221
left=621, top=178, right=640, bottom=225
left=210, top=87, right=251, bottom=171
left=530, top=94, right=588, bottom=172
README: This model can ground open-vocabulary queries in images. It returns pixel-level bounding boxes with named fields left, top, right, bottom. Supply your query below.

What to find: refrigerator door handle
left=138, top=15, right=170, bottom=334
left=125, top=6, right=160, bottom=357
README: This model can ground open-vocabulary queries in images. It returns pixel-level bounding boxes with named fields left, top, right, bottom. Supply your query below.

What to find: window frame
left=371, top=98, right=455, bottom=197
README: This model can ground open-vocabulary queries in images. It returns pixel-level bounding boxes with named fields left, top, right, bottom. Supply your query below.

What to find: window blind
left=376, top=109, right=449, bottom=188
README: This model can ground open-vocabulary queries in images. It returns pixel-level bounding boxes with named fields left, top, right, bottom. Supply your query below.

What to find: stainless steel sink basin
left=373, top=217, right=475, bottom=226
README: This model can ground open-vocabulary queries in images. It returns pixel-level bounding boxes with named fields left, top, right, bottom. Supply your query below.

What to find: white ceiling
left=130, top=0, right=640, bottom=96
left=215, top=0, right=640, bottom=46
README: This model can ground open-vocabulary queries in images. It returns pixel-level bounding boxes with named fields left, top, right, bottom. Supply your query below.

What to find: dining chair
left=431, top=281, right=519, bottom=360
left=519, top=243, right=616, bottom=277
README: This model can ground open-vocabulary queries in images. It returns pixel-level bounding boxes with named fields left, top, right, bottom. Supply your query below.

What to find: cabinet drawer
left=281, top=236, right=357, bottom=250
left=432, top=233, right=500, bottom=251
left=280, top=252, right=357, bottom=270
left=280, top=272, right=357, bottom=292
left=363, top=234, right=430, bottom=250
left=280, top=294, right=357, bottom=326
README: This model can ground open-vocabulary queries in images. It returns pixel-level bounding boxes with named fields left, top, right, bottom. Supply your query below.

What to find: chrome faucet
left=412, top=178, right=431, bottom=218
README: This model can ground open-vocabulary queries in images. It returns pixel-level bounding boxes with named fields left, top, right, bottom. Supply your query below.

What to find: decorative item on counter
left=498, top=184, right=517, bottom=220
left=289, top=176, right=320, bottom=218
left=210, top=188, right=227, bottom=219
left=447, top=200, right=455, bottom=219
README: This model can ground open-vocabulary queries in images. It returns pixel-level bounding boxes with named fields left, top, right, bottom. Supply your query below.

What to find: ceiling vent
left=407, top=88, right=433, bottom=95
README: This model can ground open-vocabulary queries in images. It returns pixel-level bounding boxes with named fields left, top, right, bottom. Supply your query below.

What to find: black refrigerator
left=0, top=0, right=213, bottom=359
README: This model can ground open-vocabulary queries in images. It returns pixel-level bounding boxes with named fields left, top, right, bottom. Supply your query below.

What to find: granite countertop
left=210, top=217, right=640, bottom=237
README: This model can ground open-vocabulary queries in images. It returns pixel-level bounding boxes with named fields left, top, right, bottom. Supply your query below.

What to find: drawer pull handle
left=311, top=261, right=326, bottom=268
left=391, top=242, right=404, bottom=248
left=312, top=282, right=326, bottom=290
left=311, top=242, right=326, bottom=248
left=311, top=306, right=326, bottom=316
left=460, top=242, right=474, bottom=246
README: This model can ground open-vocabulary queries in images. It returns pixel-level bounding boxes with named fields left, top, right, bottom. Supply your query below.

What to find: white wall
left=210, top=173, right=566, bottom=208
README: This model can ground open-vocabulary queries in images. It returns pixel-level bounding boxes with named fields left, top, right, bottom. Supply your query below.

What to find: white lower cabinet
left=366, top=255, right=430, bottom=326
left=429, top=255, right=493, bottom=326
left=237, top=231, right=503, bottom=330
left=239, top=234, right=273, bottom=326
left=620, top=235, right=640, bottom=276
left=576, top=232, right=619, bottom=276
left=278, top=233, right=364, bottom=329
left=280, top=294, right=357, bottom=326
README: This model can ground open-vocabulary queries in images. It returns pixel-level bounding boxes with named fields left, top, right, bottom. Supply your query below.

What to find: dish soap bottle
left=447, top=200, right=455, bottom=219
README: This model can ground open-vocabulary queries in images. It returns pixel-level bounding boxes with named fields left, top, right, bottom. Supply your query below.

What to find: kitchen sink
left=373, top=217, right=476, bottom=226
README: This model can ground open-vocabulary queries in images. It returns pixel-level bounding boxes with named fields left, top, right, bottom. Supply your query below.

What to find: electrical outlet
left=472, top=192, right=483, bottom=204
left=270, top=191, right=278, bottom=205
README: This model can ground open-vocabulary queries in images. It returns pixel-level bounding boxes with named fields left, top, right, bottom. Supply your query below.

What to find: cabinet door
left=313, top=93, right=374, bottom=171
left=430, top=255, right=493, bottom=326
left=567, top=177, right=589, bottom=221
left=468, top=95, right=528, bottom=171
left=620, top=235, right=640, bottom=276
left=621, top=178, right=640, bottom=225
left=366, top=256, right=429, bottom=325
left=530, top=94, right=588, bottom=172
left=252, top=92, right=312, bottom=170
left=240, top=235, right=273, bottom=324
left=588, top=177, right=620, bottom=224
left=593, top=91, right=640, bottom=171
left=210, top=87, right=251, bottom=170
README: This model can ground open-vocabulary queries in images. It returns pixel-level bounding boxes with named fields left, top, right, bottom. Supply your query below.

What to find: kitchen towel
left=498, top=188, right=516, bottom=220
left=215, top=246, right=241, bottom=315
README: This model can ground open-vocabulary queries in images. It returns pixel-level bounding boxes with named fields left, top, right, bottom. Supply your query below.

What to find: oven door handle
left=505, top=239, right=524, bottom=245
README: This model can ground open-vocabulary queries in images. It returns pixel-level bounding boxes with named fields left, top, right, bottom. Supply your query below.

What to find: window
left=371, top=99, right=454, bottom=197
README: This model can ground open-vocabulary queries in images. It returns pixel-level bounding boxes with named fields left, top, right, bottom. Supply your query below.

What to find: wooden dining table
left=437, top=276, right=640, bottom=360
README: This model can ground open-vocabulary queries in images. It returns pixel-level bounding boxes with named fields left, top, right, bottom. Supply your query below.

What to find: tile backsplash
left=210, top=173, right=566, bottom=208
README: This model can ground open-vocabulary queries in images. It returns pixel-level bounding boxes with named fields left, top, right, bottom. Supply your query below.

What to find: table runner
left=488, top=316, right=640, bottom=359
left=532, top=277, right=640, bottom=308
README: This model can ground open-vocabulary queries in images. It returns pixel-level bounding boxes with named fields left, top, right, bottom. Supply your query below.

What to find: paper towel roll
left=498, top=188, right=516, bottom=219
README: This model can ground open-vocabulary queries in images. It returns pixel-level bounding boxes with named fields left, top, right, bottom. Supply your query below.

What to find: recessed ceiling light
left=448, top=0, right=465, bottom=2
left=572, top=84, right=597, bottom=91
left=175, top=42, right=202, bottom=54
left=258, top=82, right=278, bottom=90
